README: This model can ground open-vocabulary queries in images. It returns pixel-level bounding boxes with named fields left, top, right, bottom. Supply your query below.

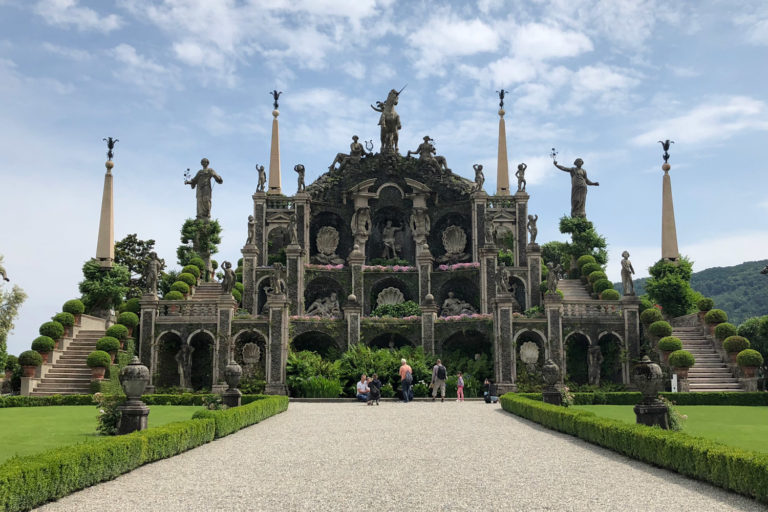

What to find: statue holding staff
left=552, top=157, right=599, bottom=218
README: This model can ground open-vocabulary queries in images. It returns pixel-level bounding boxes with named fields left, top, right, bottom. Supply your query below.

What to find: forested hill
left=629, top=259, right=768, bottom=325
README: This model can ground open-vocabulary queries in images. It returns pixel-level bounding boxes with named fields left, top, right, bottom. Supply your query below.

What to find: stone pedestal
left=479, top=246, right=497, bottom=314
left=527, top=243, right=541, bottom=308
left=677, top=375, right=690, bottom=392
left=285, top=243, right=303, bottom=315
left=492, top=293, right=517, bottom=392
left=215, top=296, right=237, bottom=386
left=514, top=191, right=529, bottom=267
left=420, top=295, right=437, bottom=354
left=139, top=295, right=158, bottom=372
left=542, top=389, right=562, bottom=406
left=222, top=388, right=242, bottom=408
left=348, top=252, right=365, bottom=312
left=344, top=297, right=362, bottom=348
left=252, top=192, right=267, bottom=266
left=634, top=399, right=669, bottom=429
left=740, top=377, right=758, bottom=392
left=118, top=401, right=150, bottom=435
left=266, top=294, right=290, bottom=395
left=544, top=294, right=564, bottom=383
left=470, top=191, right=488, bottom=263
left=621, top=295, right=641, bottom=367
left=241, top=244, right=260, bottom=314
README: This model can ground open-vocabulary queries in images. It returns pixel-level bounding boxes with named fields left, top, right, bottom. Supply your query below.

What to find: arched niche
left=429, top=211, right=472, bottom=264
left=256, top=276, right=271, bottom=314
left=155, top=331, right=182, bottom=389
left=267, top=226, right=289, bottom=264
left=564, top=331, right=591, bottom=385
left=510, top=276, right=526, bottom=311
left=309, top=211, right=352, bottom=263
left=368, top=185, right=413, bottom=263
left=304, top=277, right=345, bottom=315
left=440, top=329, right=493, bottom=382
left=435, top=277, right=480, bottom=317
left=369, top=276, right=413, bottom=314
left=234, top=330, right=268, bottom=379
left=598, top=332, right=624, bottom=384
left=368, top=332, right=414, bottom=349
left=515, top=329, right=546, bottom=368
left=189, top=330, right=215, bottom=391
left=292, top=331, right=342, bottom=360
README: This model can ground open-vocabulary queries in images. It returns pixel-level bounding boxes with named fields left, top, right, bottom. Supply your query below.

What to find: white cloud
left=734, top=7, right=768, bottom=46
left=41, top=42, right=92, bottom=61
left=407, top=16, right=500, bottom=74
left=109, top=44, right=180, bottom=98
left=34, top=0, right=121, bottom=33
left=510, top=23, right=593, bottom=60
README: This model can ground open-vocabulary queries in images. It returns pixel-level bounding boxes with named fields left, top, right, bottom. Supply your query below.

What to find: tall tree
left=115, top=234, right=156, bottom=298
left=78, top=259, right=130, bottom=316
left=644, top=257, right=699, bottom=318
left=0, top=255, right=27, bottom=370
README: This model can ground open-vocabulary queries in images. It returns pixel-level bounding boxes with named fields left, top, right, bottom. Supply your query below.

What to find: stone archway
left=598, top=332, right=624, bottom=385
left=188, top=330, right=215, bottom=391
left=234, top=330, right=268, bottom=382
left=292, top=331, right=342, bottom=360
left=368, top=332, right=413, bottom=349
left=267, top=226, right=289, bottom=265
left=369, top=276, right=413, bottom=315
left=440, top=329, right=493, bottom=383
left=155, top=331, right=182, bottom=389
left=514, top=329, right=546, bottom=390
left=435, top=277, right=479, bottom=317
left=510, top=276, right=526, bottom=311
left=564, top=332, right=591, bottom=385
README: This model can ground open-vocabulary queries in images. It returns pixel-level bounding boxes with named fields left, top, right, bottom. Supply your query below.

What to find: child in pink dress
left=456, top=372, right=465, bottom=402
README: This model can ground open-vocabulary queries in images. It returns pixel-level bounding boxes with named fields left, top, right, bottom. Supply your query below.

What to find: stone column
left=479, top=246, right=497, bottom=314
left=471, top=192, right=488, bottom=263
left=96, top=160, right=115, bottom=268
left=265, top=294, right=290, bottom=395
left=621, top=295, right=641, bottom=384
left=348, top=251, right=365, bottom=313
left=252, top=192, right=267, bottom=266
left=544, top=293, right=564, bottom=384
left=138, top=296, right=158, bottom=375
left=241, top=244, right=260, bottom=314
left=661, top=163, right=679, bottom=262
left=416, top=251, right=433, bottom=305
left=421, top=294, right=437, bottom=354
left=293, top=192, right=311, bottom=251
left=515, top=191, right=529, bottom=268
left=527, top=243, right=542, bottom=308
left=344, top=296, right=362, bottom=349
left=493, top=293, right=517, bottom=393
left=213, top=296, right=237, bottom=393
left=285, top=243, right=303, bottom=315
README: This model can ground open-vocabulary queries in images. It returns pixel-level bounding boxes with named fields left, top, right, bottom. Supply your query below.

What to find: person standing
left=399, top=359, right=413, bottom=403
left=431, top=359, right=447, bottom=402
left=456, top=372, right=465, bottom=402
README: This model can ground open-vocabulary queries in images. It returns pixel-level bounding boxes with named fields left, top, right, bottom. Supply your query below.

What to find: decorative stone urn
left=117, top=356, right=150, bottom=435
left=541, top=358, right=562, bottom=406
left=222, top=360, right=243, bottom=408
left=632, top=356, right=669, bottom=429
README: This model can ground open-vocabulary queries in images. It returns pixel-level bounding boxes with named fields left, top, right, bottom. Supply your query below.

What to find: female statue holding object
left=553, top=158, right=599, bottom=218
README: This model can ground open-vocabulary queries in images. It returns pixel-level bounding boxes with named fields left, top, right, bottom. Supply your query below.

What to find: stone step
left=689, top=368, right=730, bottom=373
left=39, top=377, right=92, bottom=383
left=690, top=384, right=743, bottom=390
left=30, top=391, right=90, bottom=396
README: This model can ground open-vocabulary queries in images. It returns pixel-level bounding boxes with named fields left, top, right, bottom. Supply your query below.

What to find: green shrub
left=31, top=336, right=55, bottom=353
left=658, top=336, right=683, bottom=352
left=62, top=299, right=86, bottom=315
left=737, top=349, right=764, bottom=368
left=648, top=320, right=673, bottom=338
left=640, top=308, right=663, bottom=325
left=164, top=290, right=184, bottom=300
left=588, top=270, right=607, bottom=284
left=117, top=311, right=139, bottom=329
left=299, top=376, right=343, bottom=398
left=170, top=281, right=190, bottom=295
left=86, top=350, right=111, bottom=368
left=234, top=282, right=244, bottom=293
left=705, top=308, right=728, bottom=324
left=105, top=324, right=129, bottom=341
left=232, top=289, right=242, bottom=303
left=4, top=355, right=18, bottom=372
left=177, top=273, right=197, bottom=287
left=668, top=350, right=695, bottom=368
left=371, top=300, right=421, bottom=318
left=581, top=262, right=601, bottom=276
left=497, top=250, right=514, bottom=267
left=577, top=254, right=597, bottom=269
left=600, top=289, right=620, bottom=300
left=723, top=336, right=750, bottom=353
left=714, top=322, right=737, bottom=341
left=96, top=336, right=121, bottom=353
left=697, top=297, right=714, bottom=312
left=38, top=321, right=64, bottom=340
left=192, top=395, right=289, bottom=438
left=592, top=279, right=613, bottom=294
left=52, top=312, right=75, bottom=327
left=182, top=265, right=201, bottom=279
left=120, top=298, right=141, bottom=314
left=189, top=257, right=206, bottom=273
left=18, top=350, right=42, bottom=367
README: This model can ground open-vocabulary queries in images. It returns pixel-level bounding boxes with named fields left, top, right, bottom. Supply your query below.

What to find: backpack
left=436, top=365, right=446, bottom=380
left=404, top=370, right=413, bottom=385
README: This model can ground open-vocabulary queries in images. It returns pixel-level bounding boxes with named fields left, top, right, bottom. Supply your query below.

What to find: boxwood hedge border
left=515, top=392, right=768, bottom=406
left=0, top=395, right=288, bottom=511
left=500, top=393, right=768, bottom=503
left=0, top=393, right=273, bottom=408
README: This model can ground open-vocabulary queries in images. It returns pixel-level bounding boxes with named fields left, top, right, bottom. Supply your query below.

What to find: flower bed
left=437, top=262, right=480, bottom=271
left=362, top=315, right=421, bottom=322
left=436, top=313, right=492, bottom=322
left=362, top=264, right=416, bottom=272
left=305, top=263, right=345, bottom=270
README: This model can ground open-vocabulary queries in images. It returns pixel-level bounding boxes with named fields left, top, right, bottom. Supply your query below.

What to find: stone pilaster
left=344, top=297, right=362, bottom=349
left=493, top=293, right=517, bottom=394
left=479, top=246, right=497, bottom=314
left=348, top=252, right=365, bottom=312
left=215, top=296, right=237, bottom=390
left=527, top=243, right=541, bottom=308
left=514, top=191, right=529, bottom=267
left=544, top=293, right=564, bottom=384
left=285, top=243, right=303, bottom=315
left=421, top=295, right=437, bottom=354
left=252, top=192, right=267, bottom=266
left=293, top=192, right=311, bottom=251
left=621, top=295, right=641, bottom=384
left=96, top=160, right=115, bottom=268
left=241, top=244, right=260, bottom=314
left=265, top=295, right=290, bottom=395
left=471, top=192, right=488, bottom=263
left=139, top=295, right=158, bottom=374
left=661, top=163, right=679, bottom=261
left=416, top=252, right=433, bottom=305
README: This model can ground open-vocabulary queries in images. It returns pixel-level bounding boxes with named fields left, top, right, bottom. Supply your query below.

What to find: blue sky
left=2, top=0, right=768, bottom=357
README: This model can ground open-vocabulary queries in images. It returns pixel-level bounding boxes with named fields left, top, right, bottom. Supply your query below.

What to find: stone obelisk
left=96, top=138, right=117, bottom=268
left=496, top=90, right=510, bottom=196
left=267, top=90, right=282, bottom=195
left=660, top=141, right=679, bottom=262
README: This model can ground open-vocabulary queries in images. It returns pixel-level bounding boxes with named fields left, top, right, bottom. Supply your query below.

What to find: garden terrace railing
left=156, top=301, right=219, bottom=320
left=266, top=197, right=293, bottom=210
left=562, top=300, right=622, bottom=318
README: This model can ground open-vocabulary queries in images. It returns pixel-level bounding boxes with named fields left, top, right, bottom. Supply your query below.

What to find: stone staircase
left=30, top=316, right=106, bottom=396
left=558, top=279, right=594, bottom=301
left=190, top=282, right=222, bottom=301
left=675, top=326, right=743, bottom=392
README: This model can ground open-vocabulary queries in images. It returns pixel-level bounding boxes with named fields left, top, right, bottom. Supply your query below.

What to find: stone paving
left=37, top=402, right=765, bottom=511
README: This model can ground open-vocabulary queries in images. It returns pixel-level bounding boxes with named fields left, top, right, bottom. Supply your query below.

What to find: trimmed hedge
left=581, top=262, right=601, bottom=276
left=182, top=265, right=201, bottom=279
left=518, top=392, right=768, bottom=406
left=657, top=336, right=682, bottom=352
left=648, top=320, right=673, bottom=338
left=723, top=335, right=750, bottom=354
left=737, top=349, right=764, bottom=368
left=714, top=322, right=737, bottom=341
left=62, top=299, right=85, bottom=315
left=576, top=255, right=596, bottom=269
left=592, top=279, right=613, bottom=294
left=599, top=289, right=620, bottom=300
left=86, top=351, right=111, bottom=368
left=0, top=394, right=270, bottom=408
left=164, top=291, right=184, bottom=301
left=588, top=270, right=607, bottom=284
left=192, top=395, right=289, bottom=438
left=95, top=336, right=121, bottom=354
left=117, top=311, right=139, bottom=329
left=189, top=257, right=206, bottom=273
left=640, top=308, right=663, bottom=325
left=704, top=308, right=728, bottom=324
left=668, top=350, right=695, bottom=368
left=105, top=324, right=129, bottom=341
left=500, top=393, right=768, bottom=503
left=120, top=298, right=141, bottom=315
left=38, top=321, right=64, bottom=340
left=697, top=297, right=714, bottom=312
left=177, top=272, right=197, bottom=287
left=52, top=312, right=75, bottom=327
left=18, top=350, right=42, bottom=367
left=31, top=336, right=55, bottom=353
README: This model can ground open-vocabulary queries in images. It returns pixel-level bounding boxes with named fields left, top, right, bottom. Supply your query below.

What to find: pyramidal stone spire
left=496, top=90, right=510, bottom=196
left=659, top=140, right=679, bottom=262
left=267, top=90, right=282, bottom=195
left=96, top=137, right=117, bottom=268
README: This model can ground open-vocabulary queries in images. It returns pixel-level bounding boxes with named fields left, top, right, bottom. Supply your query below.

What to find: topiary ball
left=117, top=311, right=139, bottom=329
left=640, top=308, right=663, bottom=325
left=704, top=308, right=728, bottom=325
left=599, top=289, right=620, bottom=300
left=164, top=291, right=184, bottom=301
left=577, top=255, right=597, bottom=269
left=592, top=279, right=613, bottom=294
left=211, top=260, right=219, bottom=270
left=232, top=288, right=242, bottom=303
left=697, top=297, right=715, bottom=312
left=588, top=271, right=608, bottom=284
left=658, top=336, right=683, bottom=352
left=581, top=262, right=602, bottom=277
left=714, top=322, right=737, bottom=342
left=648, top=320, right=673, bottom=338
left=177, top=273, right=197, bottom=287
left=18, top=350, right=43, bottom=367
left=234, top=282, right=244, bottom=293
left=120, top=298, right=141, bottom=314
left=86, top=350, right=112, bottom=368
left=62, top=299, right=85, bottom=315
left=189, top=257, right=206, bottom=273
left=182, top=265, right=201, bottom=279
left=668, top=350, right=695, bottom=369
left=52, top=312, right=75, bottom=327
left=105, top=324, right=129, bottom=341
left=737, top=349, right=764, bottom=368
left=31, top=336, right=55, bottom=353
left=170, top=281, right=190, bottom=295
left=39, top=321, right=64, bottom=340
left=96, top=336, right=121, bottom=353
left=723, top=335, right=750, bottom=353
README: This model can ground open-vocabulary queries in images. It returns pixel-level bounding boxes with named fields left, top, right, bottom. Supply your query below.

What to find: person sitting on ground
left=367, top=373, right=382, bottom=406
left=356, top=374, right=370, bottom=402
left=483, top=378, right=498, bottom=404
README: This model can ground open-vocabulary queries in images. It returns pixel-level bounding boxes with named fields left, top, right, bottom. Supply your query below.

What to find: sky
left=1, top=0, right=768, bottom=357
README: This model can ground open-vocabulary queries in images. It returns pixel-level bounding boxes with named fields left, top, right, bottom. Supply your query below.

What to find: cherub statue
left=527, top=214, right=538, bottom=244
left=515, top=163, right=527, bottom=192
left=294, top=164, right=305, bottom=192
left=473, top=164, right=485, bottom=192
left=256, top=164, right=266, bottom=192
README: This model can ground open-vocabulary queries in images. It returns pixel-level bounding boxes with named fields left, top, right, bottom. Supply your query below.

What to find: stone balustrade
left=561, top=300, right=622, bottom=318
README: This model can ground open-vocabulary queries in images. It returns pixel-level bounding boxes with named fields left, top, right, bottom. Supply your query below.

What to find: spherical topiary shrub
left=723, top=335, right=750, bottom=353
left=668, top=350, right=695, bottom=369
left=18, top=350, right=43, bottom=367
left=714, top=322, right=737, bottom=341
left=117, top=311, right=139, bottom=329
left=96, top=336, right=121, bottom=354
left=120, top=298, right=141, bottom=314
left=164, top=290, right=184, bottom=301
left=640, top=308, right=663, bottom=325
left=697, top=297, right=715, bottom=312
left=105, top=324, right=129, bottom=341
left=170, top=281, right=190, bottom=295
left=232, top=288, right=242, bottom=303
left=737, top=349, right=764, bottom=368
left=592, top=279, right=613, bottom=294
left=39, top=321, right=64, bottom=340
left=177, top=273, right=197, bottom=287
left=648, top=320, right=673, bottom=338
left=189, top=257, right=206, bottom=273
left=704, top=308, right=728, bottom=325
left=31, top=336, right=55, bottom=353
left=62, top=299, right=85, bottom=315
left=5, top=355, right=18, bottom=372
left=211, top=260, right=219, bottom=270
left=577, top=255, right=597, bottom=269
left=658, top=336, right=683, bottom=352
left=182, top=265, right=201, bottom=279
left=234, top=282, right=244, bottom=294
left=588, top=271, right=607, bottom=284
left=52, top=312, right=75, bottom=327
left=581, top=262, right=602, bottom=277
left=600, top=289, right=620, bottom=301
left=86, top=350, right=112, bottom=368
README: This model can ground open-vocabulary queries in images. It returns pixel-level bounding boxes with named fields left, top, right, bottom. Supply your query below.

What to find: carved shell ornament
left=242, top=342, right=260, bottom=364
left=316, top=226, right=340, bottom=256
left=442, top=225, right=467, bottom=255
left=377, top=287, right=405, bottom=307
left=519, top=342, right=540, bottom=365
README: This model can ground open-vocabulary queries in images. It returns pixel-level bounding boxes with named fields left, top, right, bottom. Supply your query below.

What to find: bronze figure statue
left=256, top=164, right=266, bottom=192
left=371, top=87, right=404, bottom=153
left=516, top=163, right=527, bottom=192
left=103, top=137, right=119, bottom=161
left=270, top=90, right=282, bottom=110
left=553, top=158, right=599, bottom=218
left=658, top=139, right=674, bottom=163
left=294, top=164, right=305, bottom=192
left=496, top=89, right=508, bottom=108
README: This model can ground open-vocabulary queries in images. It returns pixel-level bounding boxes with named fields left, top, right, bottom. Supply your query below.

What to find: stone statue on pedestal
left=527, top=214, right=538, bottom=244
left=143, top=252, right=165, bottom=296
left=371, top=88, right=403, bottom=153
left=267, top=263, right=286, bottom=296
left=440, top=291, right=476, bottom=317
left=221, top=261, right=236, bottom=295
left=381, top=220, right=403, bottom=259
left=496, top=263, right=511, bottom=294
left=175, top=343, right=195, bottom=390
left=546, top=262, right=563, bottom=295
left=288, top=214, right=298, bottom=245
left=407, top=136, right=450, bottom=172
left=294, top=164, right=305, bottom=192
left=484, top=213, right=495, bottom=245
left=553, top=158, right=599, bottom=218
left=621, top=250, right=635, bottom=296
left=472, top=164, right=484, bottom=191
left=246, top=215, right=256, bottom=245
left=329, top=135, right=369, bottom=171
left=409, top=207, right=431, bottom=247
left=256, top=164, right=266, bottom=192
left=588, top=345, right=604, bottom=386
left=515, top=163, right=527, bottom=192
left=185, top=158, right=223, bottom=219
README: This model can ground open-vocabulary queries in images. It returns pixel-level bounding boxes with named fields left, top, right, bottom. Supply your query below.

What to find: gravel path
left=37, top=402, right=765, bottom=511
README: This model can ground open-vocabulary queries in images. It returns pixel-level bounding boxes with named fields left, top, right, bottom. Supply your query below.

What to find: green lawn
left=0, top=405, right=202, bottom=462
left=575, top=405, right=768, bottom=453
